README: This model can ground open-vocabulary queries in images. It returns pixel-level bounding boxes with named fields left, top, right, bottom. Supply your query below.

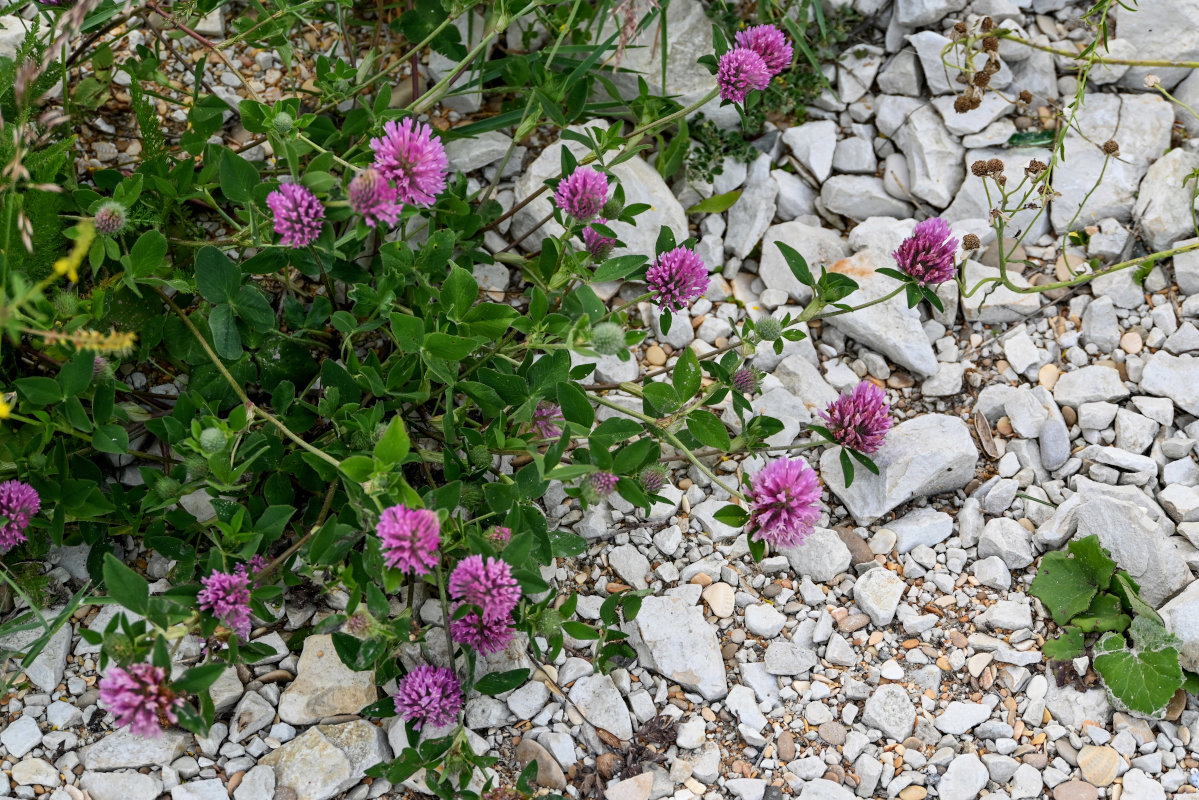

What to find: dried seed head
left=954, top=95, right=973, bottom=114
left=1026, top=159, right=1048, bottom=175
left=962, top=233, right=981, bottom=251
left=996, top=175, right=1007, bottom=187
left=952, top=21, right=968, bottom=38
left=971, top=160, right=990, bottom=177
left=1102, top=139, right=1120, bottom=156
left=972, top=71, right=991, bottom=88
left=981, top=16, right=995, bottom=31
left=982, top=35, right=999, bottom=52
left=1019, top=90, right=1033, bottom=104
left=987, top=158, right=1006, bottom=174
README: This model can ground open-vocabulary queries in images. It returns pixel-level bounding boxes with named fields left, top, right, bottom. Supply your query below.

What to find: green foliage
left=1032, top=535, right=1182, bottom=717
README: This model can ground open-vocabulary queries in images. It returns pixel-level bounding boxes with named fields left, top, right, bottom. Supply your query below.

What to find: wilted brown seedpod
left=1102, top=139, right=1120, bottom=156
left=962, top=233, right=982, bottom=251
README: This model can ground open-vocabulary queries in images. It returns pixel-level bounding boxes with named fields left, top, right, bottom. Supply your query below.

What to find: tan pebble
left=996, top=359, right=1011, bottom=374
left=678, top=478, right=693, bottom=491
left=1061, top=406, right=1077, bottom=426
left=1056, top=253, right=1086, bottom=281
left=691, top=573, right=712, bottom=587
left=227, top=772, right=245, bottom=793
left=1078, top=745, right=1119, bottom=787
left=899, top=787, right=928, bottom=800
left=714, top=337, right=729, bottom=349
left=887, top=372, right=914, bottom=389
left=1038, top=363, right=1060, bottom=389
left=1017, top=518, right=1035, bottom=532
left=646, top=345, right=667, bottom=366
left=996, top=417, right=1013, bottom=436
left=700, top=707, right=716, bottom=722
left=1120, top=331, right=1143, bottom=354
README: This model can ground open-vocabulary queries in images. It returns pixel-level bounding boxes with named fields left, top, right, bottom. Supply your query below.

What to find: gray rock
left=726, top=684, right=769, bottom=732
left=780, top=527, right=852, bottom=583
left=1051, top=94, right=1173, bottom=235
left=506, top=680, right=550, bottom=720
left=940, top=753, right=989, bottom=800
left=1076, top=496, right=1191, bottom=607
left=822, top=414, right=977, bottom=525
left=893, top=105, right=965, bottom=208
left=235, top=766, right=276, bottom=800
left=1, top=715, right=41, bottom=758
left=595, top=0, right=726, bottom=122
left=973, top=556, right=1012, bottom=591
left=0, top=616, right=72, bottom=694
left=824, top=633, right=857, bottom=667
left=932, top=92, right=1012, bottom=136
left=1114, top=0, right=1199, bottom=90
left=278, top=634, right=378, bottom=726
left=821, top=250, right=938, bottom=377
left=624, top=596, right=727, bottom=701
left=1141, top=352, right=1199, bottom=415
left=81, top=772, right=163, bottom=800
left=1161, top=579, right=1199, bottom=674
left=208, top=666, right=244, bottom=715
left=726, top=154, right=778, bottom=259
left=229, top=691, right=275, bottom=743
left=1082, top=296, right=1120, bottom=352
left=935, top=701, right=992, bottom=734
left=444, top=131, right=517, bottom=173
left=1134, top=150, right=1199, bottom=252
left=821, top=176, right=914, bottom=219
left=852, top=568, right=906, bottom=627
left=799, top=779, right=855, bottom=800
left=745, top=604, right=787, bottom=638
left=80, top=729, right=189, bottom=770
left=511, top=124, right=686, bottom=259
left=764, top=642, right=817, bottom=675
left=772, top=169, right=818, bottom=220
left=263, top=720, right=390, bottom=800
left=171, top=779, right=229, bottom=800
left=862, top=684, right=914, bottom=740
left=981, top=598, right=1033, bottom=630
left=1053, top=365, right=1129, bottom=408
left=887, top=508, right=953, bottom=554
left=608, top=544, right=651, bottom=590
left=0, top=15, right=31, bottom=61
left=895, top=0, right=967, bottom=26
left=978, top=517, right=1034, bottom=569
left=782, top=120, right=837, bottom=183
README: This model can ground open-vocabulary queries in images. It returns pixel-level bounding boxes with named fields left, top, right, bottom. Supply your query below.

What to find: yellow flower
left=53, top=222, right=95, bottom=285
left=52, top=257, right=78, bottom=283
left=0, top=398, right=11, bottom=420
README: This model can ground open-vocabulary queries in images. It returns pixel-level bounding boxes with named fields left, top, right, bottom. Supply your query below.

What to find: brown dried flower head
left=982, top=35, right=999, bottom=52
left=1025, top=159, right=1048, bottom=175
left=981, top=16, right=995, bottom=31
left=971, top=160, right=990, bottom=177
left=987, top=158, right=1006, bottom=174
left=954, top=95, right=973, bottom=113
left=962, top=233, right=982, bottom=251
left=973, top=71, right=991, bottom=88
left=1019, top=90, right=1033, bottom=104
left=1102, top=139, right=1120, bottom=156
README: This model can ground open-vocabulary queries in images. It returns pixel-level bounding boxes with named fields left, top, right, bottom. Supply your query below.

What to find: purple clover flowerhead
left=531, top=401, right=564, bottom=440
left=448, top=554, right=522, bottom=623
left=0, top=480, right=39, bottom=554
left=555, top=167, right=609, bottom=222
left=717, top=47, right=771, bottom=103
left=394, top=665, right=463, bottom=730
left=377, top=505, right=440, bottom=575
left=732, top=367, right=760, bottom=394
left=449, top=602, right=516, bottom=655
left=821, top=381, right=893, bottom=455
left=94, top=200, right=127, bottom=235
left=746, top=457, right=822, bottom=549
left=893, top=217, right=959, bottom=286
left=98, top=663, right=182, bottom=738
left=267, top=182, right=324, bottom=248
left=589, top=471, right=619, bottom=497
left=348, top=167, right=403, bottom=228
left=647, top=246, right=709, bottom=312
left=197, top=569, right=253, bottom=641
left=489, top=526, right=512, bottom=544
left=639, top=464, right=667, bottom=493
left=582, top=218, right=618, bottom=261
left=370, top=118, right=448, bottom=207
left=734, top=25, right=793, bottom=76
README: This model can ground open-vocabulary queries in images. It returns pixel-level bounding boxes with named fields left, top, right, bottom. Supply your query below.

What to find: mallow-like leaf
left=1093, top=616, right=1183, bottom=717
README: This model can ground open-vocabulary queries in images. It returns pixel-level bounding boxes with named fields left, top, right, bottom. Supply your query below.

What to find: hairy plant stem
left=156, top=289, right=343, bottom=473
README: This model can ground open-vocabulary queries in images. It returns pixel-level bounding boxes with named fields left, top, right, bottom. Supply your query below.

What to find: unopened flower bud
left=756, top=317, right=783, bottom=342
left=469, top=444, right=491, bottom=468
left=600, top=197, right=624, bottom=219
left=639, top=464, right=668, bottom=493
left=272, top=112, right=295, bottom=134
left=592, top=322, right=624, bottom=356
